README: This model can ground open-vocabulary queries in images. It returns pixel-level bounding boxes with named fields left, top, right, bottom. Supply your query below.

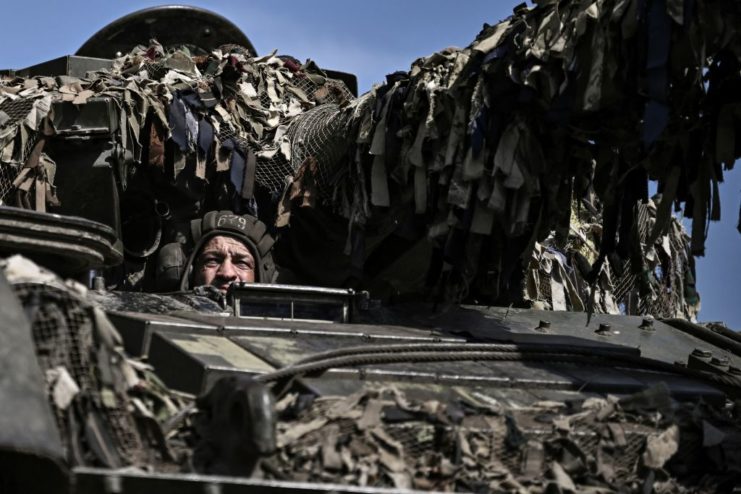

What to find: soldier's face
left=193, top=235, right=255, bottom=292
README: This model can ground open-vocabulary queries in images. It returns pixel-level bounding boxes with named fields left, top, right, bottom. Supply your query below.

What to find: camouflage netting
left=1, top=255, right=193, bottom=471
left=2, top=0, right=741, bottom=317
left=262, top=385, right=741, bottom=492
left=525, top=195, right=700, bottom=320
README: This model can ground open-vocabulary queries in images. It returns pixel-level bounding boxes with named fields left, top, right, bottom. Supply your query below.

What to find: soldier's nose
left=218, top=259, right=238, bottom=279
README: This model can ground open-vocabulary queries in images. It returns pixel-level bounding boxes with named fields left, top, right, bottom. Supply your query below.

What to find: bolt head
left=536, top=320, right=551, bottom=331
left=691, top=348, right=713, bottom=358
left=595, top=323, right=611, bottom=334
left=639, top=317, right=655, bottom=330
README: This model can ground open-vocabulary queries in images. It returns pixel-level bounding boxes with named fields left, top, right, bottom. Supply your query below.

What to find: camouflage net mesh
left=525, top=199, right=700, bottom=320
left=260, top=385, right=732, bottom=492
left=0, top=98, right=35, bottom=128
left=13, top=282, right=144, bottom=465
left=0, top=161, right=19, bottom=203
left=275, top=392, right=650, bottom=474
left=286, top=103, right=352, bottom=199
left=210, top=73, right=353, bottom=194
left=0, top=97, right=39, bottom=202
left=0, top=49, right=702, bottom=318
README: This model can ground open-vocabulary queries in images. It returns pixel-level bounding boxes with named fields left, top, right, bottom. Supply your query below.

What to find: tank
left=1, top=4, right=740, bottom=493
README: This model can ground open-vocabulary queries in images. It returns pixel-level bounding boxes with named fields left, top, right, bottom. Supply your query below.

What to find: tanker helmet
left=179, top=211, right=277, bottom=290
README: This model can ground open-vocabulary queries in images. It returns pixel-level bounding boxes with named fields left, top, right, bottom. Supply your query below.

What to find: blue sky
left=1, top=1, right=738, bottom=328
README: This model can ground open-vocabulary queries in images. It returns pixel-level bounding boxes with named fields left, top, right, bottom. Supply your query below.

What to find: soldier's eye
left=235, top=259, right=254, bottom=269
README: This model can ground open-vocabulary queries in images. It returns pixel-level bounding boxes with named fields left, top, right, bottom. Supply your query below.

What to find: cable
left=290, top=341, right=632, bottom=365
left=254, top=346, right=741, bottom=395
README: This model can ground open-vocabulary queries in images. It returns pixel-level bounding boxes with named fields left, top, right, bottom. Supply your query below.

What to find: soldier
left=191, top=234, right=256, bottom=291
left=176, top=211, right=277, bottom=293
